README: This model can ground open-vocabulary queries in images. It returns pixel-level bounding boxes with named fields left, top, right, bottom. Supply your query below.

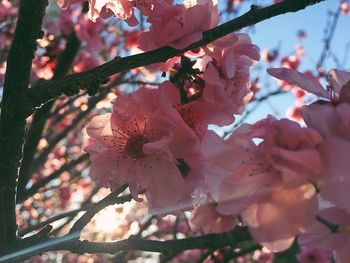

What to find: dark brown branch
left=26, top=0, right=325, bottom=115
left=17, top=2, right=90, bottom=194
left=17, top=31, right=82, bottom=196
left=63, top=226, right=251, bottom=254
left=0, top=226, right=251, bottom=263
left=0, top=0, right=48, bottom=248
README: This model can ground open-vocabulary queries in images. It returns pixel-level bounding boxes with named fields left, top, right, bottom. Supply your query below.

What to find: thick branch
left=68, top=227, right=251, bottom=254
left=0, top=226, right=251, bottom=263
left=26, top=0, right=325, bottom=114
left=17, top=31, right=82, bottom=196
left=0, top=0, right=48, bottom=248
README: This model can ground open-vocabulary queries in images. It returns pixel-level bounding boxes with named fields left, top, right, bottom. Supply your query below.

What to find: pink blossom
left=160, top=81, right=207, bottom=139
left=88, top=0, right=153, bottom=25
left=189, top=202, right=236, bottom=234
left=201, top=118, right=323, bottom=251
left=73, top=50, right=101, bottom=73
left=267, top=68, right=350, bottom=102
left=269, top=69, right=350, bottom=213
left=85, top=87, right=203, bottom=207
left=287, top=106, right=303, bottom=123
left=123, top=30, right=141, bottom=50
left=88, top=0, right=135, bottom=25
left=201, top=33, right=260, bottom=125
left=302, top=102, right=350, bottom=142
left=262, top=48, right=279, bottom=63
left=316, top=137, right=350, bottom=214
left=340, top=1, right=349, bottom=15
left=139, top=0, right=219, bottom=50
left=297, top=246, right=331, bottom=263
left=58, top=6, right=76, bottom=36
left=281, top=55, right=300, bottom=70
left=75, top=14, right=104, bottom=52
left=299, top=207, right=350, bottom=263
left=0, top=0, right=17, bottom=21
left=56, top=0, right=83, bottom=10
left=241, top=185, right=318, bottom=251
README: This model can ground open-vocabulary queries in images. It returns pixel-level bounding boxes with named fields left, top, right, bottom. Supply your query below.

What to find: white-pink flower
left=88, top=0, right=154, bottom=25
left=139, top=0, right=219, bottom=50
left=201, top=117, right=323, bottom=251
left=85, top=87, right=203, bottom=207
left=75, top=14, right=104, bottom=52
left=189, top=201, right=236, bottom=234
left=299, top=207, right=350, bottom=263
left=268, top=67, right=350, bottom=214
left=201, top=33, right=260, bottom=125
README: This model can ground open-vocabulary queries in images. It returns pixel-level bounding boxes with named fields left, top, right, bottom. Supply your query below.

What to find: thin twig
left=316, top=214, right=339, bottom=233
left=18, top=154, right=89, bottom=203
left=68, top=184, right=130, bottom=235
left=18, top=204, right=92, bottom=237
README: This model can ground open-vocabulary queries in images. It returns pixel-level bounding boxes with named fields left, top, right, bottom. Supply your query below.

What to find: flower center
left=125, top=135, right=148, bottom=159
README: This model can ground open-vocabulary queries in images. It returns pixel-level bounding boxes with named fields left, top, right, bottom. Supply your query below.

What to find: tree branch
left=17, top=31, right=82, bottom=197
left=68, top=184, right=130, bottom=235
left=17, top=154, right=90, bottom=203
left=0, top=226, right=251, bottom=263
left=0, top=0, right=48, bottom=248
left=26, top=0, right=325, bottom=115
left=18, top=204, right=92, bottom=237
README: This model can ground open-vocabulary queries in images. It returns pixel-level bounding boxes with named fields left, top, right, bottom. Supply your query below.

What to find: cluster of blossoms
left=50, top=0, right=350, bottom=262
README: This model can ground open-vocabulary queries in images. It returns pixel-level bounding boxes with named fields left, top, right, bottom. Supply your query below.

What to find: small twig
left=29, top=88, right=110, bottom=174
left=316, top=214, right=339, bottom=233
left=18, top=154, right=89, bottom=203
left=317, top=4, right=341, bottom=68
left=18, top=204, right=92, bottom=236
left=68, top=184, right=130, bottom=235
left=223, top=89, right=285, bottom=138
left=51, top=187, right=99, bottom=236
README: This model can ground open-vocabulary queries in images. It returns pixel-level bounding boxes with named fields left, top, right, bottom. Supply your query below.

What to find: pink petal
left=85, top=113, right=112, bottom=138
left=143, top=157, right=185, bottom=207
left=328, top=69, right=350, bottom=94
left=242, top=185, right=318, bottom=252
left=268, top=68, right=330, bottom=99
left=319, top=137, right=350, bottom=213
left=169, top=31, right=203, bottom=50
left=299, top=207, right=350, bottom=251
